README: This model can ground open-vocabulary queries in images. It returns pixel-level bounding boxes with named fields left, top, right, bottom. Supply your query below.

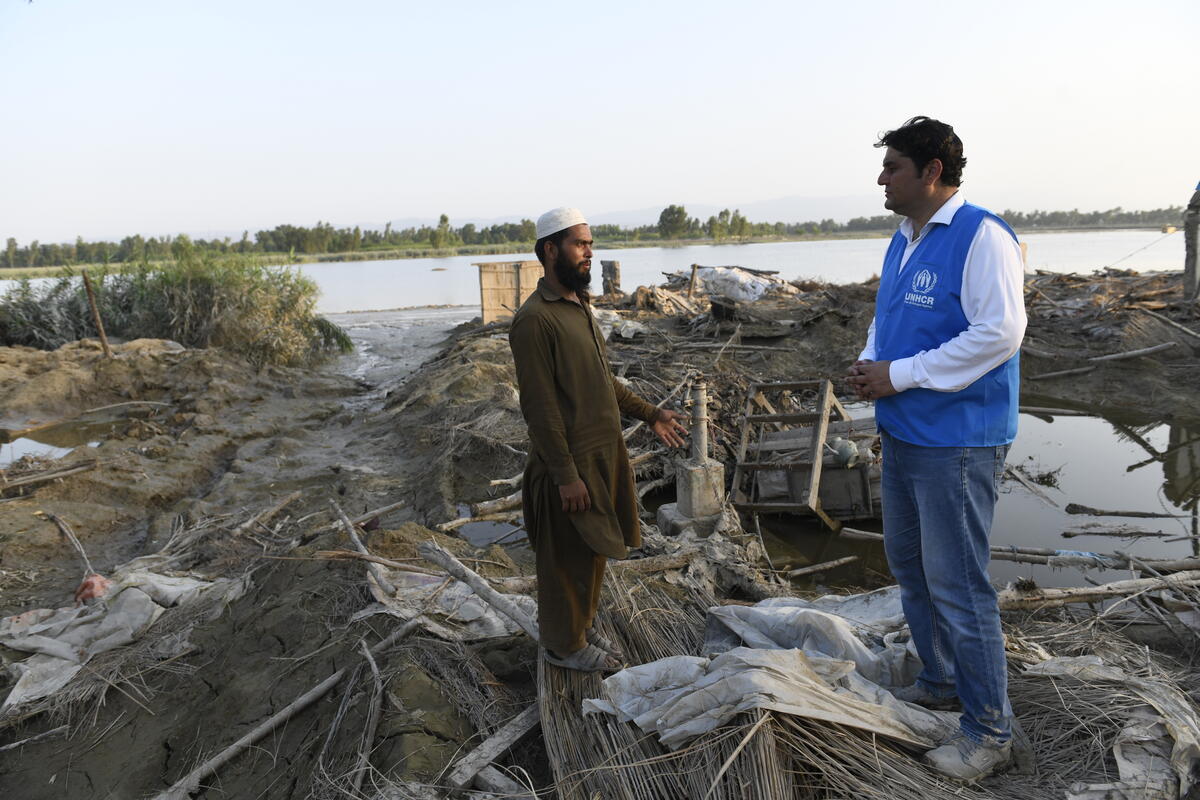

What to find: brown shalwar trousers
left=533, top=521, right=606, bottom=656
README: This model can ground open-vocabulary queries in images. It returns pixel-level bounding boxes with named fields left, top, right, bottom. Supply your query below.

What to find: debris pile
left=0, top=265, right=1198, bottom=798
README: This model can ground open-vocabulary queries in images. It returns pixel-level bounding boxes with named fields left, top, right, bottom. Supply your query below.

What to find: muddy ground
left=0, top=269, right=1197, bottom=798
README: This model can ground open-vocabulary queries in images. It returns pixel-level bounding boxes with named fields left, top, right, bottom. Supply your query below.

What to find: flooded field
left=758, top=410, right=1200, bottom=590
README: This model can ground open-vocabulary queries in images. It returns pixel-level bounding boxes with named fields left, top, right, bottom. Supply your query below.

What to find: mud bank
left=0, top=268, right=1197, bottom=799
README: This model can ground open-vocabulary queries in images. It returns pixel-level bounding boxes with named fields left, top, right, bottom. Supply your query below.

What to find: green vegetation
left=1, top=205, right=1184, bottom=272
left=0, top=247, right=352, bottom=368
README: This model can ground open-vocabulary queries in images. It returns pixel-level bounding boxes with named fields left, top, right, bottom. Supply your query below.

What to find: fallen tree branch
left=1065, top=502, right=1191, bottom=519
left=234, top=490, right=302, bottom=536
left=313, top=549, right=443, bottom=576
left=1028, top=365, right=1096, bottom=381
left=350, top=641, right=385, bottom=795
left=418, top=540, right=539, bottom=639
left=1138, top=307, right=1200, bottom=341
left=1004, top=466, right=1059, bottom=508
left=333, top=501, right=396, bottom=595
left=0, top=724, right=69, bottom=753
left=470, top=488, right=523, bottom=517
left=1087, top=341, right=1178, bottom=362
left=998, top=570, right=1200, bottom=610
left=1, top=460, right=97, bottom=491
left=787, top=555, right=859, bottom=578
left=437, top=510, right=522, bottom=532
left=1061, top=524, right=1168, bottom=538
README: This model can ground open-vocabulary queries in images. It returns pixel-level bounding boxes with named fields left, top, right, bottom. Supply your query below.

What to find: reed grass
left=0, top=252, right=352, bottom=367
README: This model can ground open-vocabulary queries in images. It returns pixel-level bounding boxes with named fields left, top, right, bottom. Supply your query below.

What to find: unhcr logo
left=904, top=268, right=938, bottom=309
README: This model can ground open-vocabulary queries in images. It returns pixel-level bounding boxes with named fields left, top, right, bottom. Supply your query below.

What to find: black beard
left=553, top=252, right=592, bottom=298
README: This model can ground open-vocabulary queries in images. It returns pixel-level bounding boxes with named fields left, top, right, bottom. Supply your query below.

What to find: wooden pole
left=688, top=263, right=700, bottom=299
left=1184, top=183, right=1199, bottom=301
left=80, top=270, right=112, bottom=359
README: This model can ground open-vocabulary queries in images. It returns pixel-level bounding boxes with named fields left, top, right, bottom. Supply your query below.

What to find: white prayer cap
left=536, top=207, right=588, bottom=240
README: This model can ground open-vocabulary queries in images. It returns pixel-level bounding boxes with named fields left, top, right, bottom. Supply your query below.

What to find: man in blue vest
left=847, top=116, right=1027, bottom=782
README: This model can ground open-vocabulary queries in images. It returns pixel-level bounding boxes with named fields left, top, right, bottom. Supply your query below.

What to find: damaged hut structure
left=2, top=262, right=1200, bottom=799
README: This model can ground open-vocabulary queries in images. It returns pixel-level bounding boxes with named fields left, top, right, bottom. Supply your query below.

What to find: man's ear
left=544, top=240, right=558, bottom=264
left=923, top=158, right=944, bottom=186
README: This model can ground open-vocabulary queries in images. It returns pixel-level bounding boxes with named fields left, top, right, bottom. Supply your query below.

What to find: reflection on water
left=0, top=412, right=162, bottom=468
left=762, top=412, right=1200, bottom=590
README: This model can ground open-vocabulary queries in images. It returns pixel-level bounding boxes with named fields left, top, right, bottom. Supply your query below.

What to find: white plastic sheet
left=584, top=586, right=955, bottom=750
left=676, top=267, right=798, bottom=303
left=1, top=571, right=247, bottom=710
left=367, top=568, right=536, bottom=641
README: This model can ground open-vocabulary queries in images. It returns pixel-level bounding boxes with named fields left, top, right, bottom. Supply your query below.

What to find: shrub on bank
left=0, top=251, right=352, bottom=368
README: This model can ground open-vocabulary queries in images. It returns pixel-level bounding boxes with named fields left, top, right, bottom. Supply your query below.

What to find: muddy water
left=761, top=411, right=1200, bottom=590
left=1, top=414, right=162, bottom=467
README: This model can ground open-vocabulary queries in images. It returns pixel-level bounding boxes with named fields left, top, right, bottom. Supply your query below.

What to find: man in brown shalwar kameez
left=510, top=207, right=688, bottom=672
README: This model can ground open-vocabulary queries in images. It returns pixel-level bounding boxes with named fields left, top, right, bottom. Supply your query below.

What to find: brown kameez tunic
left=509, top=279, right=660, bottom=653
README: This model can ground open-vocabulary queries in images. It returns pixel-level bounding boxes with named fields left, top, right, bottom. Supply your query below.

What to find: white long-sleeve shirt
left=859, top=192, right=1027, bottom=392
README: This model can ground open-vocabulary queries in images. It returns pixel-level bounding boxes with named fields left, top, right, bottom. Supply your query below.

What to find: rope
left=1105, top=229, right=1178, bottom=269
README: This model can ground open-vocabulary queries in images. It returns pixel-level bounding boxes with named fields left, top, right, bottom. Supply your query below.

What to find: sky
left=1, top=0, right=1196, bottom=243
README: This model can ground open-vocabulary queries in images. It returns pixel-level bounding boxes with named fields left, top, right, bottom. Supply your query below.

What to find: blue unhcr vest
left=873, top=202, right=1020, bottom=447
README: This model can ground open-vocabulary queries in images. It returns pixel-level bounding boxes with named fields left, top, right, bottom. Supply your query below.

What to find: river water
left=298, top=228, right=1185, bottom=313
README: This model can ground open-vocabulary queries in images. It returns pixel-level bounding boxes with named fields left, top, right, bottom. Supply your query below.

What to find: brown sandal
left=544, top=643, right=622, bottom=673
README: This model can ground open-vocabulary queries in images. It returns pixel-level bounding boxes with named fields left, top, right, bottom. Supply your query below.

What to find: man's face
left=552, top=223, right=593, bottom=294
left=877, top=147, right=926, bottom=217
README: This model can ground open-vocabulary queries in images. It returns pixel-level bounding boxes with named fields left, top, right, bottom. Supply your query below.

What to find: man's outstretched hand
left=652, top=409, right=689, bottom=449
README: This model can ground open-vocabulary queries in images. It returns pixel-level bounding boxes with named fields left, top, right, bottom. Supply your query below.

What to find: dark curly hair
left=875, top=116, right=966, bottom=187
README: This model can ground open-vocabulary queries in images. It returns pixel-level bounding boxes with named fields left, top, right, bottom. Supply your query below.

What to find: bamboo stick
left=81, top=270, right=112, bottom=359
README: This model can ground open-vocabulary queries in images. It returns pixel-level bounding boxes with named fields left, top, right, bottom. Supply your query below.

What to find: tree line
left=2, top=205, right=1186, bottom=269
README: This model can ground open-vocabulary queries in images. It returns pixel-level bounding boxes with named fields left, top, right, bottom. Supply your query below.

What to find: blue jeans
left=880, top=430, right=1012, bottom=745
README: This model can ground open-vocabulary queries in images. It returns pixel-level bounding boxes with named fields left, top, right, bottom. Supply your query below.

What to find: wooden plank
left=748, top=419, right=877, bottom=452
left=733, top=501, right=813, bottom=513
left=805, top=381, right=833, bottom=516
left=736, top=462, right=819, bottom=471
left=745, top=412, right=819, bottom=425
left=729, top=389, right=758, bottom=504
left=447, top=704, right=541, bottom=790
left=745, top=380, right=823, bottom=392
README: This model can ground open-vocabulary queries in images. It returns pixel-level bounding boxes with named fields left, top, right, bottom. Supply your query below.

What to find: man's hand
left=651, top=409, right=689, bottom=449
left=559, top=479, right=591, bottom=513
left=846, top=359, right=897, bottom=401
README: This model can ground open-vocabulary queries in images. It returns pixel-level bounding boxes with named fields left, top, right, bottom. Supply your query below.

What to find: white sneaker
left=924, top=733, right=1011, bottom=782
